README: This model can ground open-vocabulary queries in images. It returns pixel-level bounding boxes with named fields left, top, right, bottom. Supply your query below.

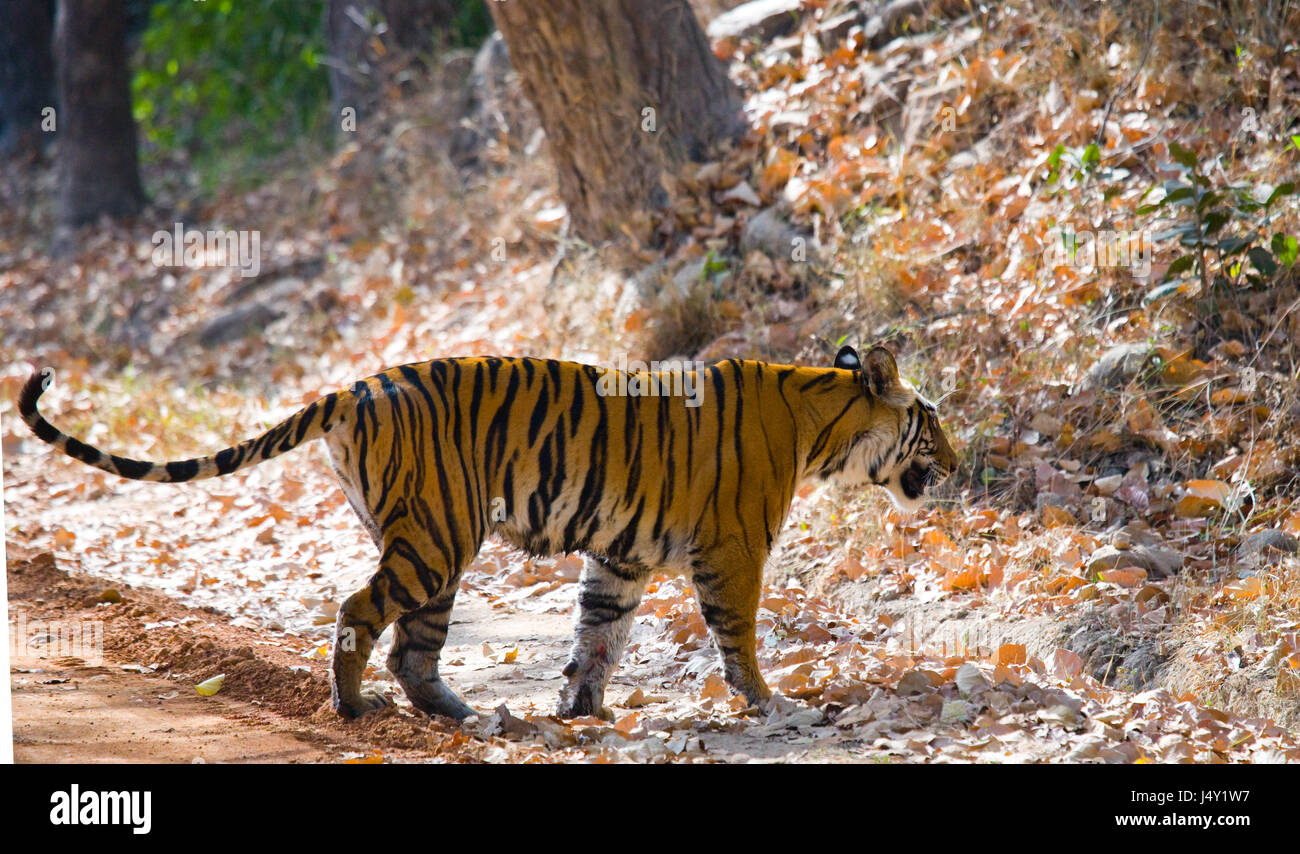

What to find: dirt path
left=6, top=547, right=893, bottom=763
left=12, top=652, right=332, bottom=763
left=10, top=530, right=1300, bottom=764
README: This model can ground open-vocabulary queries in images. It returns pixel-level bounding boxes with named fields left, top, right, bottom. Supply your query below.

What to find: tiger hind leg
left=387, top=592, right=476, bottom=720
left=332, top=524, right=456, bottom=720
left=557, top=555, right=649, bottom=721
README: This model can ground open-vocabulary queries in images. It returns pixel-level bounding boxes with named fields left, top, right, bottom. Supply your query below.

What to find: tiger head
left=830, top=345, right=959, bottom=513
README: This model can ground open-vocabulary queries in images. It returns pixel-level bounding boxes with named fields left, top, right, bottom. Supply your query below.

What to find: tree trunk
left=55, top=0, right=144, bottom=226
left=326, top=0, right=462, bottom=123
left=489, top=0, right=746, bottom=244
left=0, top=0, right=55, bottom=155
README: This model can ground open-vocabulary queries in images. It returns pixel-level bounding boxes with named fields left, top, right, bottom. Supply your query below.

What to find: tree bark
left=0, top=0, right=55, bottom=155
left=490, top=0, right=747, bottom=244
left=55, top=0, right=144, bottom=226
left=326, top=0, right=463, bottom=122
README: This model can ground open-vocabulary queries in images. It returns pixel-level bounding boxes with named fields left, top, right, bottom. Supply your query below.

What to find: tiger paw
left=403, top=679, right=476, bottom=721
left=333, top=690, right=390, bottom=720
left=556, top=683, right=614, bottom=721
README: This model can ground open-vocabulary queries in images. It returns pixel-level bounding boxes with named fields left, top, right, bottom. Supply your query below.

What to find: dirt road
left=8, top=547, right=895, bottom=763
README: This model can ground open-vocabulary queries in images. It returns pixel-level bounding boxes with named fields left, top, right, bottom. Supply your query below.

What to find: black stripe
left=112, top=456, right=152, bottom=479
left=63, top=437, right=101, bottom=464
left=805, top=398, right=856, bottom=467
left=293, top=401, right=320, bottom=443
left=527, top=387, right=550, bottom=447
left=214, top=445, right=242, bottom=475
left=165, top=459, right=200, bottom=482
left=33, top=418, right=60, bottom=444
left=799, top=372, right=836, bottom=391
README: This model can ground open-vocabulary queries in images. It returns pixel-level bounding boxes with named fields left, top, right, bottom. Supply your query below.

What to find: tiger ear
left=862, top=347, right=900, bottom=396
left=833, top=345, right=861, bottom=371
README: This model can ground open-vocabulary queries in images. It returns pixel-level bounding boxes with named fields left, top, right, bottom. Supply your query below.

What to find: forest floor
left=4, top=0, right=1300, bottom=762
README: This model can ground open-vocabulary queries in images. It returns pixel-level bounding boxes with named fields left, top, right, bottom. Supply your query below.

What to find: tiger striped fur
left=19, top=345, right=957, bottom=720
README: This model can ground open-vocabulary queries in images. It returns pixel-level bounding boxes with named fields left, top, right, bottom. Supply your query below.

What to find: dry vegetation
left=3, top=0, right=1300, bottom=762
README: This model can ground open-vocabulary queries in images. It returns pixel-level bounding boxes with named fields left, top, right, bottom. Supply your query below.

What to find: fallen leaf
left=195, top=674, right=225, bottom=696
left=995, top=644, right=1027, bottom=666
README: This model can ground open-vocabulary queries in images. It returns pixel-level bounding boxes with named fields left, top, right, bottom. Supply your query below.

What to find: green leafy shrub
left=131, top=0, right=330, bottom=181
left=1139, top=141, right=1297, bottom=300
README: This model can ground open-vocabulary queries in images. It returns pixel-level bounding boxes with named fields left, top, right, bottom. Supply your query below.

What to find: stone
left=1237, top=529, right=1299, bottom=565
left=1086, top=544, right=1182, bottom=578
left=1093, top=474, right=1123, bottom=496
left=620, top=736, right=669, bottom=762
left=478, top=704, right=536, bottom=739
left=671, top=257, right=710, bottom=297
left=740, top=207, right=811, bottom=259
left=196, top=301, right=286, bottom=349
left=1081, top=342, right=1157, bottom=390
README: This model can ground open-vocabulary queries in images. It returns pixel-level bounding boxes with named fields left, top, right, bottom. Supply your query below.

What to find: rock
left=1081, top=342, right=1157, bottom=390
left=1087, top=544, right=1182, bottom=578
left=1093, top=474, right=1123, bottom=496
left=740, top=207, right=812, bottom=260
left=706, top=0, right=804, bottom=41
left=620, top=736, right=669, bottom=762
left=671, top=257, right=710, bottom=297
left=940, top=700, right=969, bottom=723
left=479, top=704, right=536, bottom=739
left=782, top=706, right=826, bottom=728
left=197, top=301, right=286, bottom=349
left=1237, top=529, right=1299, bottom=565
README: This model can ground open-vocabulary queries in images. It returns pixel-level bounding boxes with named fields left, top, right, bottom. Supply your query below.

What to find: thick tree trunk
left=0, top=0, right=55, bottom=155
left=326, top=0, right=461, bottom=122
left=55, top=0, right=144, bottom=226
left=489, top=0, right=746, bottom=243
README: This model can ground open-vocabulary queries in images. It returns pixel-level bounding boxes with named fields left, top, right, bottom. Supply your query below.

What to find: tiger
left=18, top=345, right=958, bottom=721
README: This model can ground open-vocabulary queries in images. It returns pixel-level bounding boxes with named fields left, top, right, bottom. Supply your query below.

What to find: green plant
left=1044, top=141, right=1102, bottom=192
left=448, top=1, right=494, bottom=48
left=1138, top=141, right=1297, bottom=301
left=132, top=0, right=330, bottom=178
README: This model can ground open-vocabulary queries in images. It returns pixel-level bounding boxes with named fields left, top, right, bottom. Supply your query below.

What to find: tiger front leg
left=557, top=555, right=649, bottom=721
left=693, top=560, right=772, bottom=708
